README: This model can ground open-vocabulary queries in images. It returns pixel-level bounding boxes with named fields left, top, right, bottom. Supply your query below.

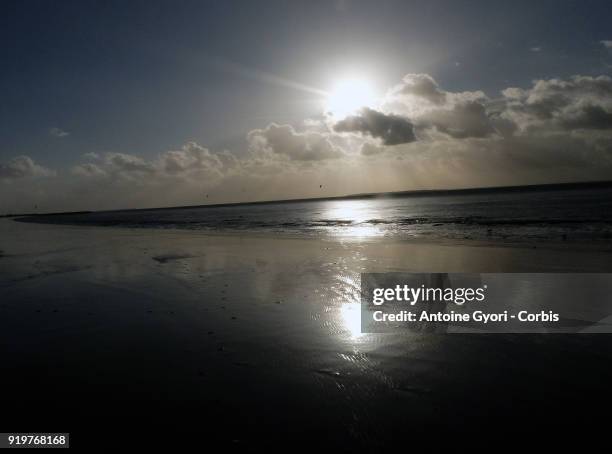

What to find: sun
left=325, top=78, right=377, bottom=118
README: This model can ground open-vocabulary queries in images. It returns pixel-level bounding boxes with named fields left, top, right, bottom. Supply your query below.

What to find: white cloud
left=382, top=73, right=493, bottom=139
left=72, top=142, right=232, bottom=184
left=49, top=127, right=70, bottom=138
left=247, top=123, right=344, bottom=161
left=0, top=156, right=55, bottom=180
left=498, top=75, right=612, bottom=133
left=159, top=142, right=224, bottom=176
left=387, top=73, right=447, bottom=105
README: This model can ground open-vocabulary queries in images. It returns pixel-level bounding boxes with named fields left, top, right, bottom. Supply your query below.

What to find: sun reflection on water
left=322, top=200, right=384, bottom=239
left=324, top=200, right=371, bottom=223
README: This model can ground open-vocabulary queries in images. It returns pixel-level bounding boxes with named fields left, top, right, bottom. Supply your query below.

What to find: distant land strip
left=4, top=179, right=612, bottom=218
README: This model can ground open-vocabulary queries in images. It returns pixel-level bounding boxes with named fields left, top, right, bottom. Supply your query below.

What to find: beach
left=2, top=217, right=612, bottom=446
left=3, top=0, right=612, bottom=449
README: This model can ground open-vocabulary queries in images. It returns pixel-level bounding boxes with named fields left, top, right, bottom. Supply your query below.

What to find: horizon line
left=5, top=179, right=612, bottom=218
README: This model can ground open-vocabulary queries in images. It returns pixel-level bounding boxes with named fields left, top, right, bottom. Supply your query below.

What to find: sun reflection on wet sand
left=331, top=271, right=366, bottom=340
left=340, top=302, right=363, bottom=339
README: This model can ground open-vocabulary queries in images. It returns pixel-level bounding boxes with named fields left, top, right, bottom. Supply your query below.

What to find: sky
left=1, top=0, right=612, bottom=212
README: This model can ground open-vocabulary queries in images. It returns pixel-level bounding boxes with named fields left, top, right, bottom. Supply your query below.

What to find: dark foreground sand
left=1, top=218, right=612, bottom=448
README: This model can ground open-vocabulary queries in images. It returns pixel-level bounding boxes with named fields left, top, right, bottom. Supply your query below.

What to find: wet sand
left=1, top=218, right=612, bottom=448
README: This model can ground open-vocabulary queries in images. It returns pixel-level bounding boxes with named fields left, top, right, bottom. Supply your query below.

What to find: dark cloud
left=560, top=104, right=612, bottom=130
left=333, top=108, right=417, bottom=145
left=420, top=101, right=496, bottom=138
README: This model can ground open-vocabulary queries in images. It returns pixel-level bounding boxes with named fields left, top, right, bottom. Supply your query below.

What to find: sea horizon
left=6, top=178, right=612, bottom=218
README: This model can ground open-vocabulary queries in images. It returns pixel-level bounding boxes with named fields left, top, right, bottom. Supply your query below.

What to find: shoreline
left=7, top=216, right=612, bottom=255
left=5, top=179, right=612, bottom=218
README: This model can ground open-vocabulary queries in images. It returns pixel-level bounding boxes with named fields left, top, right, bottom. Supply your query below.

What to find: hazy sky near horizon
left=2, top=0, right=612, bottom=212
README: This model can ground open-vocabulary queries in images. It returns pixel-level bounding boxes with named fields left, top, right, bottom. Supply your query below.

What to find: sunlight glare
left=340, top=302, right=363, bottom=339
left=322, top=200, right=383, bottom=238
left=326, top=78, right=377, bottom=118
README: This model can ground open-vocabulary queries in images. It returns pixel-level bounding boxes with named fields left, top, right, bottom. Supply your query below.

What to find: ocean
left=16, top=183, right=612, bottom=244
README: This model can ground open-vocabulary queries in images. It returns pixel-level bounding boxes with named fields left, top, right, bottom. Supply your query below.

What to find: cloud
left=382, top=73, right=494, bottom=139
left=4, top=73, right=612, bottom=213
left=601, top=40, right=612, bottom=50
left=333, top=107, right=417, bottom=145
left=72, top=142, right=231, bottom=182
left=387, top=73, right=447, bottom=105
left=498, top=75, right=612, bottom=132
left=382, top=73, right=612, bottom=139
left=105, top=152, right=156, bottom=174
left=49, top=127, right=70, bottom=138
left=530, top=46, right=542, bottom=52
left=0, top=155, right=55, bottom=180
left=360, top=142, right=387, bottom=156
left=72, top=162, right=106, bottom=178
left=419, top=101, right=496, bottom=138
left=247, top=123, right=344, bottom=160
left=159, top=142, right=225, bottom=176
left=559, top=104, right=612, bottom=130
